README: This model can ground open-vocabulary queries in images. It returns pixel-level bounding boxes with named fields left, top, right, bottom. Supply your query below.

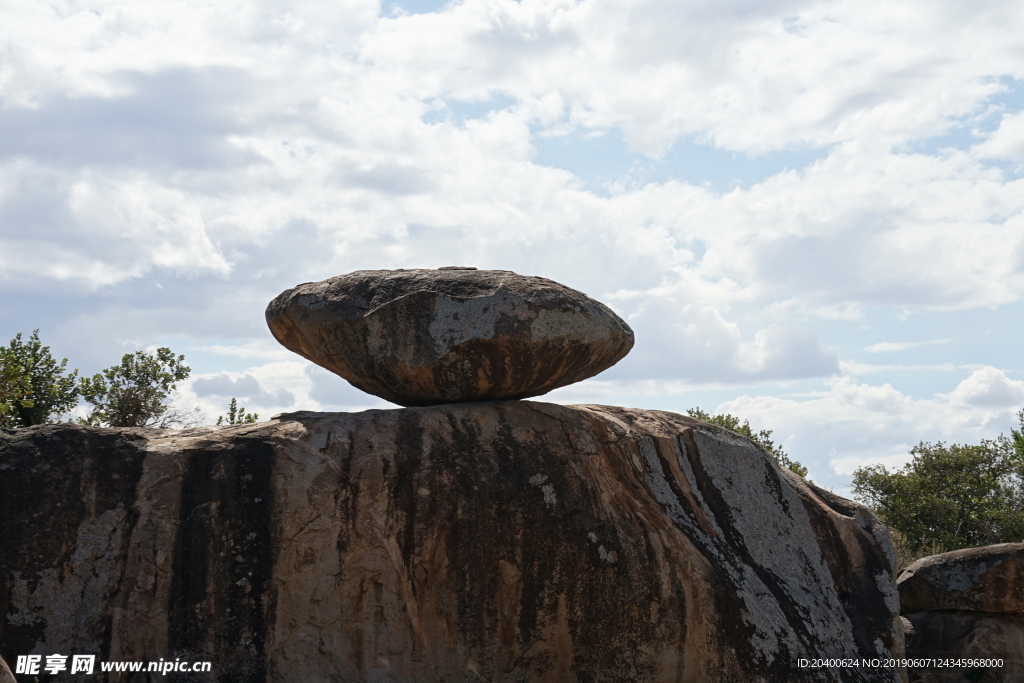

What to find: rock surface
left=265, top=268, right=634, bottom=406
left=2, top=404, right=903, bottom=682
left=898, top=543, right=1024, bottom=615
left=0, top=655, right=13, bottom=683
left=899, top=544, right=1024, bottom=682
left=901, top=613, right=1024, bottom=683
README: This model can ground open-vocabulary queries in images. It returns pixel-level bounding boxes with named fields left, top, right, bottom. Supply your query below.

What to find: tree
left=0, top=353, right=32, bottom=428
left=217, top=397, right=258, bottom=425
left=852, top=438, right=1024, bottom=557
left=0, top=330, right=78, bottom=427
left=687, top=407, right=809, bottom=478
left=79, top=348, right=191, bottom=427
left=1011, top=409, right=1024, bottom=460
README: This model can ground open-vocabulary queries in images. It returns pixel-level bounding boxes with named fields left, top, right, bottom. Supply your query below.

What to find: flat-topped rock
left=1, top=405, right=904, bottom=682
left=265, top=268, right=634, bottom=406
left=898, top=543, right=1024, bottom=615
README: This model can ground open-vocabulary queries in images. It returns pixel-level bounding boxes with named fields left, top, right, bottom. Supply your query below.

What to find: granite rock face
left=2, top=405, right=903, bottom=682
left=265, top=268, right=634, bottom=406
left=899, top=544, right=1024, bottom=682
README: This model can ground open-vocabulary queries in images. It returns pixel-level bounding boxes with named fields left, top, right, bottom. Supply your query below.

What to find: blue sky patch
left=903, top=78, right=1023, bottom=161
left=532, top=128, right=828, bottom=194
left=384, top=0, right=452, bottom=15
left=422, top=94, right=519, bottom=125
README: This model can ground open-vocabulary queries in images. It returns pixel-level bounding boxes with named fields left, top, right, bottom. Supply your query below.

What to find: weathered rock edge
left=2, top=404, right=903, bottom=682
left=265, top=269, right=635, bottom=406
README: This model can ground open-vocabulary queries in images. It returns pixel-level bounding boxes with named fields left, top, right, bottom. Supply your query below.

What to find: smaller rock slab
left=898, top=543, right=1024, bottom=615
left=265, top=268, right=634, bottom=406
left=902, top=612, right=1024, bottom=682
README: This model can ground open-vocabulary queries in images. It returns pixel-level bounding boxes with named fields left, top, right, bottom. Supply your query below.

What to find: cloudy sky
left=3, top=0, right=1024, bottom=492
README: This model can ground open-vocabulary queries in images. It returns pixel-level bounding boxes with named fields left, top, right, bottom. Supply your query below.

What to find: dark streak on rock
left=675, top=427, right=766, bottom=675
left=168, top=434, right=276, bottom=682
left=335, top=430, right=356, bottom=560
left=2, top=406, right=903, bottom=683
left=0, top=425, right=148, bottom=668
left=789, top=473, right=902, bottom=670
left=393, top=411, right=424, bottom=575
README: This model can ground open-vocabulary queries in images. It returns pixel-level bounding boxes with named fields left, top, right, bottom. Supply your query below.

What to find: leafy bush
left=853, top=433, right=1024, bottom=557
left=217, top=398, right=258, bottom=425
left=0, top=330, right=78, bottom=427
left=79, top=348, right=192, bottom=428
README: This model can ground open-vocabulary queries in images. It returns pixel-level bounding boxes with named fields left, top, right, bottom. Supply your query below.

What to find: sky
left=3, top=0, right=1024, bottom=493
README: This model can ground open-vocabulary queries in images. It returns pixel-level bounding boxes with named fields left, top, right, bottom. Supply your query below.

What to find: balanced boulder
left=265, top=268, right=634, bottom=406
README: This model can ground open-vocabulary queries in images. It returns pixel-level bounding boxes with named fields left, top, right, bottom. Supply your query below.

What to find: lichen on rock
left=1, top=404, right=904, bottom=682
left=265, top=268, right=634, bottom=406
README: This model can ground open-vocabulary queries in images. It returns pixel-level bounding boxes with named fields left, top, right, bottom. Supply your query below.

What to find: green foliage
left=217, top=397, right=258, bottom=426
left=1011, top=409, right=1024, bottom=460
left=686, top=407, right=809, bottom=478
left=0, top=351, right=27, bottom=426
left=888, top=527, right=947, bottom=573
left=0, top=353, right=31, bottom=427
left=852, top=437, right=1024, bottom=556
left=0, top=330, right=79, bottom=428
left=79, top=348, right=191, bottom=428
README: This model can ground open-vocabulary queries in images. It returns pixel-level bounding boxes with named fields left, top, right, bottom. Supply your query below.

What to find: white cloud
left=738, top=323, right=838, bottom=379
left=181, top=362, right=308, bottom=418
left=3, top=0, right=1024, bottom=310
left=192, top=340, right=295, bottom=361
left=944, top=366, right=1024, bottom=407
left=191, top=372, right=294, bottom=407
left=714, top=367, right=1024, bottom=487
left=0, top=165, right=231, bottom=288
left=829, top=450, right=916, bottom=477
left=974, top=111, right=1024, bottom=162
left=180, top=360, right=399, bottom=418
left=834, top=379, right=914, bottom=414
left=605, top=290, right=838, bottom=383
left=2, top=0, right=1024, bottom=493
left=360, top=0, right=1024, bottom=154
left=864, top=339, right=949, bottom=353
left=841, top=360, right=957, bottom=376
left=304, top=364, right=399, bottom=411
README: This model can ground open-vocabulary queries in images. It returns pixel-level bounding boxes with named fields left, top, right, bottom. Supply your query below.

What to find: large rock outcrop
left=265, top=268, right=634, bottom=406
left=899, top=544, right=1024, bottom=683
left=2, top=403, right=903, bottom=682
